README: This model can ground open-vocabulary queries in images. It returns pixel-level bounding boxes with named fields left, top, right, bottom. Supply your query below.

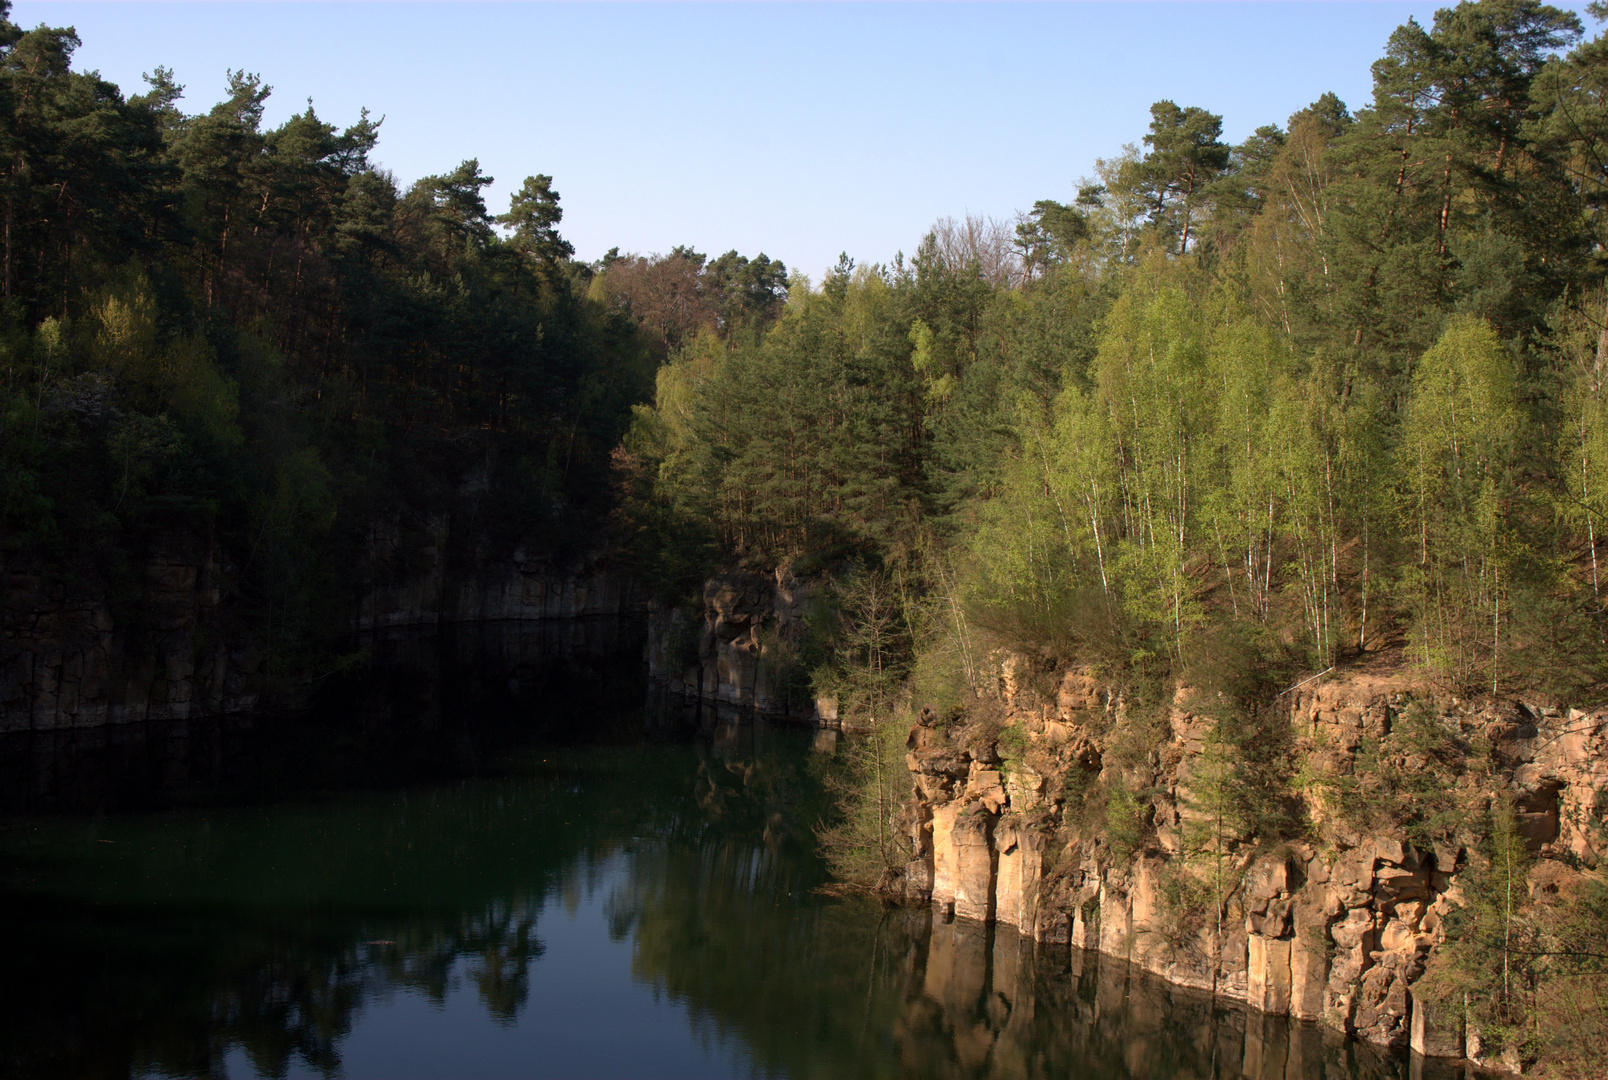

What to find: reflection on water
left=0, top=627, right=1466, bottom=1079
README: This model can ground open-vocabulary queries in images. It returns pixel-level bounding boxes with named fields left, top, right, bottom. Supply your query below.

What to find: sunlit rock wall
left=900, top=651, right=1608, bottom=1072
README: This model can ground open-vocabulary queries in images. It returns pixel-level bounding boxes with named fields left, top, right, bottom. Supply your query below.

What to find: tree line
left=621, top=0, right=1608, bottom=705
left=0, top=0, right=790, bottom=671
left=8, top=0, right=1600, bottom=767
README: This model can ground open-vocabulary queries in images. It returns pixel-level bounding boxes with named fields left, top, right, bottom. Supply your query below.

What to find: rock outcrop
left=647, top=568, right=817, bottom=720
left=899, top=652, right=1608, bottom=1073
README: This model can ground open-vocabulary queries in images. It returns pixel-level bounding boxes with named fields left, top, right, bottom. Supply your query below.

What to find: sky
left=11, top=1, right=1601, bottom=279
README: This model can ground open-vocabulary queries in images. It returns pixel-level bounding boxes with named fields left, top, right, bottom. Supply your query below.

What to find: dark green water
left=0, top=624, right=1464, bottom=1080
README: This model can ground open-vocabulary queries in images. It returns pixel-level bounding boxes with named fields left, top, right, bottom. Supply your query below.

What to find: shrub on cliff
left=814, top=714, right=913, bottom=892
left=1536, top=871, right=1608, bottom=1077
left=1421, top=798, right=1543, bottom=1065
left=812, top=566, right=920, bottom=891
left=1333, top=700, right=1482, bottom=849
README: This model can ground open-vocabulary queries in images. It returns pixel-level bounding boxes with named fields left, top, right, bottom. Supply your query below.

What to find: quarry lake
left=0, top=623, right=1469, bottom=1080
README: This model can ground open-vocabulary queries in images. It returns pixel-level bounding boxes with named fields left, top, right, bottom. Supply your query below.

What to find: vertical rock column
left=931, top=802, right=997, bottom=922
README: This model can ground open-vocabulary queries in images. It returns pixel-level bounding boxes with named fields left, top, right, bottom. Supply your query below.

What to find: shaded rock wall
left=0, top=618, right=647, bottom=813
left=1, top=536, right=268, bottom=732
left=356, top=515, right=644, bottom=628
left=901, top=652, right=1608, bottom=1072
left=2, top=516, right=646, bottom=733
left=646, top=568, right=817, bottom=720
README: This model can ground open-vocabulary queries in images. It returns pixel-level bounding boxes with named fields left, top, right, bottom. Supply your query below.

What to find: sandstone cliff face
left=2, top=516, right=645, bottom=733
left=646, top=568, right=817, bottom=720
left=901, top=652, right=1608, bottom=1071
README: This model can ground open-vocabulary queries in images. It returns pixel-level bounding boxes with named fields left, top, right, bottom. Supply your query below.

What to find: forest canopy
left=8, top=0, right=1608, bottom=703
left=0, top=0, right=787, bottom=670
left=617, top=0, right=1608, bottom=705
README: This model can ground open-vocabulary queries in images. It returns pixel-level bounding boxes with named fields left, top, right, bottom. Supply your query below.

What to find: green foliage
left=0, top=5, right=669, bottom=678
left=1181, top=624, right=1304, bottom=844
left=1420, top=794, right=1608, bottom=1077
left=813, top=567, right=910, bottom=720
left=906, top=639, right=970, bottom=724
left=614, top=266, right=925, bottom=570
left=1014, top=199, right=1089, bottom=279
left=1148, top=860, right=1218, bottom=962
left=496, top=173, right=574, bottom=266
left=1129, top=101, right=1231, bottom=255
left=996, top=721, right=1028, bottom=763
left=1421, top=796, right=1542, bottom=1061
left=1536, top=870, right=1608, bottom=1077
left=1335, top=700, right=1480, bottom=848
left=1058, top=758, right=1100, bottom=822
left=1101, top=780, right=1148, bottom=864
left=815, top=709, right=913, bottom=891
left=1103, top=699, right=1169, bottom=775
left=1398, top=316, right=1523, bottom=685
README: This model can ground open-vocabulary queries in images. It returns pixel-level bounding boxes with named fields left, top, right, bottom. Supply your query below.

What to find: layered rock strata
left=900, top=653, right=1608, bottom=1072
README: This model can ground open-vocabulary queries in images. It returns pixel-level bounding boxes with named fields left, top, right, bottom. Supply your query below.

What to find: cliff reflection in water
left=614, top=812, right=1439, bottom=1080
left=0, top=635, right=1455, bottom=1079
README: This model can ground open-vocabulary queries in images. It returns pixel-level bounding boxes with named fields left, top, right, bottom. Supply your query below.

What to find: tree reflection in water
left=0, top=655, right=1466, bottom=1080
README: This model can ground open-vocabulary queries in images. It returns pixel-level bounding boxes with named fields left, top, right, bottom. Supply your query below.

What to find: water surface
left=0, top=624, right=1462, bottom=1079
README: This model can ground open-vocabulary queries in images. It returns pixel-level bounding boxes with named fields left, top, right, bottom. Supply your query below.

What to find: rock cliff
left=1, top=535, right=268, bottom=732
left=899, top=652, right=1608, bottom=1072
left=2, top=517, right=645, bottom=733
left=0, top=617, right=646, bottom=812
left=646, top=568, right=818, bottom=720
left=357, top=514, right=644, bottom=628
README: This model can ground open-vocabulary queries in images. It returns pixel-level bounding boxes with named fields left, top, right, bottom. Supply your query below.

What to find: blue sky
left=12, top=2, right=1598, bottom=278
